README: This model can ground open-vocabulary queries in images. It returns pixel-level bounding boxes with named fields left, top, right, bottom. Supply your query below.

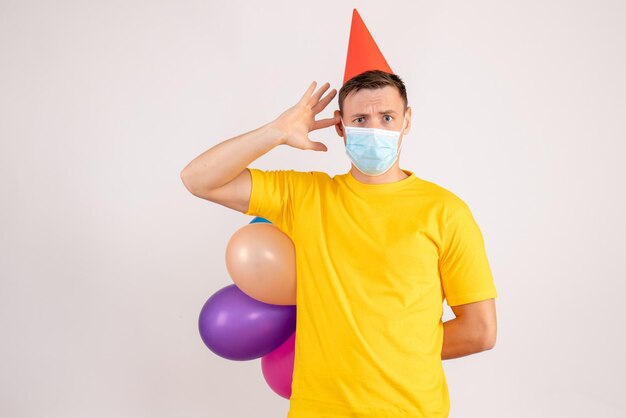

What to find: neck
left=350, top=162, right=409, bottom=185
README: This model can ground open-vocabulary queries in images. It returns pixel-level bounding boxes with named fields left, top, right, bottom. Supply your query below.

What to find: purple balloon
left=198, top=284, right=297, bottom=361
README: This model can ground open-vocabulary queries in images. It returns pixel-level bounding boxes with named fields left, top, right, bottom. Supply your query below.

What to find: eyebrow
left=350, top=110, right=398, bottom=117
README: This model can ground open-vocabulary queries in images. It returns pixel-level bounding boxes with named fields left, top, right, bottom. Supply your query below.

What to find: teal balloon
left=250, top=216, right=271, bottom=224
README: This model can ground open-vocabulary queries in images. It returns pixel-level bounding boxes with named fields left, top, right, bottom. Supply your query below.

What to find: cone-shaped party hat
left=343, top=9, right=393, bottom=84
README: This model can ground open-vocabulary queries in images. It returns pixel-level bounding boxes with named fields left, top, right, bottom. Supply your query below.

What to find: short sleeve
left=439, top=203, right=498, bottom=306
left=244, top=168, right=311, bottom=237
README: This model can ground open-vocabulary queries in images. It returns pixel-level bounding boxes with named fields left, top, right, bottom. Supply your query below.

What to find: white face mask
left=341, top=115, right=406, bottom=176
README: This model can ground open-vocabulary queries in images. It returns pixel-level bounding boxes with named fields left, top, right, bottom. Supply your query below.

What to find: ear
left=334, top=110, right=344, bottom=137
left=403, top=106, right=412, bottom=135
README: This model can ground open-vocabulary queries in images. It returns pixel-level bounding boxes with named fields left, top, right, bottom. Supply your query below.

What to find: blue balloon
left=250, top=216, right=271, bottom=224
left=198, top=284, right=296, bottom=361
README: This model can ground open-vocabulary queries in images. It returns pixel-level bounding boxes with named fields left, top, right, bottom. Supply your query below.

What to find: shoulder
left=248, top=168, right=332, bottom=187
left=415, top=176, right=470, bottom=214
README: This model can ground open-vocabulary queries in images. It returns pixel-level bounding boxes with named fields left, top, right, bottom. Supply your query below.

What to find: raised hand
left=271, top=81, right=341, bottom=152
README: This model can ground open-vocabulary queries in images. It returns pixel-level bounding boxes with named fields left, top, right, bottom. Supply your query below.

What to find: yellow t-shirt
left=244, top=167, right=498, bottom=418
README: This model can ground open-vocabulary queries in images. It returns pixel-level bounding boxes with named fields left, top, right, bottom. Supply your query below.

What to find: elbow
left=180, top=168, right=196, bottom=193
left=180, top=165, right=223, bottom=195
left=180, top=168, right=189, bottom=185
left=479, top=329, right=497, bottom=351
left=481, top=337, right=496, bottom=351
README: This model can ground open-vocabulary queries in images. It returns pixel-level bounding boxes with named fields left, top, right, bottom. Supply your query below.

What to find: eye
left=383, top=115, right=393, bottom=122
left=353, top=117, right=365, bottom=124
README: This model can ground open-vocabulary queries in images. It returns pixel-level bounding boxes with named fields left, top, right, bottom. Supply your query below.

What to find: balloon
left=261, top=331, right=296, bottom=399
left=250, top=216, right=271, bottom=224
left=225, top=223, right=296, bottom=305
left=198, top=284, right=296, bottom=361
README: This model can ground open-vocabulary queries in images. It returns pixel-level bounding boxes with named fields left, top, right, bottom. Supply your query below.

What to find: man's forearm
left=180, top=122, right=284, bottom=192
left=441, top=317, right=489, bottom=360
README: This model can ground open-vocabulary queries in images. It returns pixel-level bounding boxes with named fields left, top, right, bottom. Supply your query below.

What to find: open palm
left=273, top=82, right=340, bottom=152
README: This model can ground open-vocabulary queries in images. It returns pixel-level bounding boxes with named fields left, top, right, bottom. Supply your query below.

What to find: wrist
left=263, top=120, right=288, bottom=146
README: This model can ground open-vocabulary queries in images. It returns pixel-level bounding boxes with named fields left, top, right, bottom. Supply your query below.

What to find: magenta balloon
left=261, top=332, right=296, bottom=399
left=198, top=284, right=296, bottom=361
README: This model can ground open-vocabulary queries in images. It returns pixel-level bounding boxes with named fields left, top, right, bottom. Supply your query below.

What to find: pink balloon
left=261, top=332, right=295, bottom=399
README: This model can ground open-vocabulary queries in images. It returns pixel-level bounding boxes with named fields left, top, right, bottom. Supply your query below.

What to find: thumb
left=308, top=138, right=328, bottom=152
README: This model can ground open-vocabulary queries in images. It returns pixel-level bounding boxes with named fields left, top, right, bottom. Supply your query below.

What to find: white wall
left=1, top=0, right=625, bottom=416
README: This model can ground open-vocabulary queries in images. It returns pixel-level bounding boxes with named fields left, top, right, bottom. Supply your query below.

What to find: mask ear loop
left=341, top=117, right=352, bottom=139
left=396, top=113, right=408, bottom=156
left=399, top=113, right=408, bottom=134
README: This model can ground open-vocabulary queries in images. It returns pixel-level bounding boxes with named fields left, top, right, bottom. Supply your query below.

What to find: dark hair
left=338, top=70, right=408, bottom=114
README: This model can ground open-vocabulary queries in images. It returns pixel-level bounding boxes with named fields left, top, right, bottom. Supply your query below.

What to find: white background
left=1, top=0, right=625, bottom=417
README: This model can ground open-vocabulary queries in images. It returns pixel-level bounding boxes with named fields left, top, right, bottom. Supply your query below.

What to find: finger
left=312, top=115, right=341, bottom=130
left=307, top=82, right=330, bottom=107
left=312, top=88, right=337, bottom=114
left=307, top=138, right=328, bottom=152
left=299, top=81, right=317, bottom=104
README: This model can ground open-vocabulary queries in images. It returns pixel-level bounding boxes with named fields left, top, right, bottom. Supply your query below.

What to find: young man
left=181, top=69, right=498, bottom=417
